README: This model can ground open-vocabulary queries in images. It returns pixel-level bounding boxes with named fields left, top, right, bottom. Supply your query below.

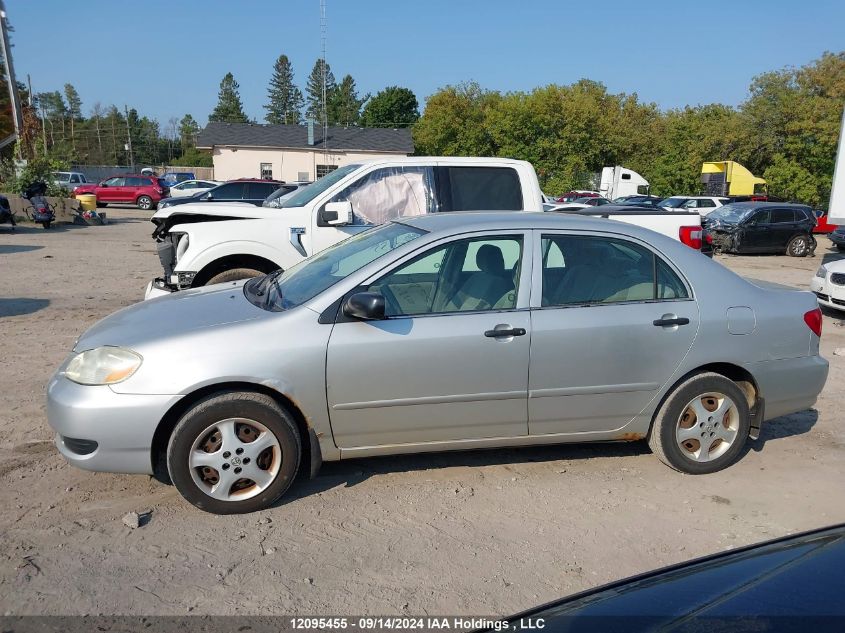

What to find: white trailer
left=828, top=107, right=845, bottom=222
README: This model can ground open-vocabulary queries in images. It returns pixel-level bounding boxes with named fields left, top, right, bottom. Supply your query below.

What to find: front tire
left=137, top=195, right=154, bottom=211
left=648, top=372, right=750, bottom=475
left=167, top=391, right=301, bottom=514
left=206, top=267, right=264, bottom=285
left=787, top=234, right=811, bottom=257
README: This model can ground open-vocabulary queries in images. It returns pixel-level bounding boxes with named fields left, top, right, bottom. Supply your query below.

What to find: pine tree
left=179, top=114, right=201, bottom=149
left=327, top=74, right=367, bottom=126
left=305, top=58, right=336, bottom=124
left=209, top=72, right=249, bottom=123
left=264, top=54, right=304, bottom=125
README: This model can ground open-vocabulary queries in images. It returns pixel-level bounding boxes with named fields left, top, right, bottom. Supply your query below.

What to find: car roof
left=399, top=210, right=666, bottom=237
left=726, top=201, right=811, bottom=209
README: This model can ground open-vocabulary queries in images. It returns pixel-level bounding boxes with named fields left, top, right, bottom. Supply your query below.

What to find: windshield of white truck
left=244, top=222, right=426, bottom=311
left=278, top=164, right=363, bottom=208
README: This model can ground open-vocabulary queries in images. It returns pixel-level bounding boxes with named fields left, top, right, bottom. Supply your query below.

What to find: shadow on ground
left=748, top=409, right=818, bottom=452
left=0, top=245, right=43, bottom=254
left=0, top=297, right=50, bottom=317
left=280, top=440, right=648, bottom=506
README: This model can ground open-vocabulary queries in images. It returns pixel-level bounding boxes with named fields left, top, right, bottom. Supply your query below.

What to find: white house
left=196, top=121, right=414, bottom=182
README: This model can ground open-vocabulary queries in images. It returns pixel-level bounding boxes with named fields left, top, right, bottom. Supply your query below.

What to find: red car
left=812, top=209, right=837, bottom=234
left=75, top=174, right=170, bottom=211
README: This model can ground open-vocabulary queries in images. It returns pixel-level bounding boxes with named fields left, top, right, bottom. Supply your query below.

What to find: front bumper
left=47, top=374, right=182, bottom=474
left=810, top=274, right=845, bottom=312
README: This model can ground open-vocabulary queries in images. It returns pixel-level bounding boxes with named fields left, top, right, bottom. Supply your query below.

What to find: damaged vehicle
left=48, top=212, right=827, bottom=514
left=703, top=202, right=817, bottom=256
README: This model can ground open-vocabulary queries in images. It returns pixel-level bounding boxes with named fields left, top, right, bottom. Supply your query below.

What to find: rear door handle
left=484, top=327, right=526, bottom=338
left=653, top=317, right=690, bottom=327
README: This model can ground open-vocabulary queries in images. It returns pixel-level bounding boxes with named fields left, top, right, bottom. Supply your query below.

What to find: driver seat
left=447, top=244, right=515, bottom=311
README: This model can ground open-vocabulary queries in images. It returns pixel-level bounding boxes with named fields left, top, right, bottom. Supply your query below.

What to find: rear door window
left=771, top=209, right=796, bottom=223
left=211, top=183, right=247, bottom=199
left=439, top=167, right=523, bottom=211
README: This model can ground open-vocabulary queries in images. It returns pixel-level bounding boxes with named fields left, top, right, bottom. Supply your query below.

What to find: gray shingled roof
left=197, top=121, right=413, bottom=153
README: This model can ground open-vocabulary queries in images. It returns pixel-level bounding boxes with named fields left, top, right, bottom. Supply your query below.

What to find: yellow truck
left=700, top=161, right=767, bottom=198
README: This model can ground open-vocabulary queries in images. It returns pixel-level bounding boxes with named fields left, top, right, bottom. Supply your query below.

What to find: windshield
left=707, top=203, right=753, bottom=223
left=262, top=186, right=299, bottom=208
left=279, top=164, right=362, bottom=208
left=660, top=197, right=688, bottom=208
left=245, top=222, right=426, bottom=311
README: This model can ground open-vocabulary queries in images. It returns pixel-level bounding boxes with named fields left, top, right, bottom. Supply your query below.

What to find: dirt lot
left=1, top=209, right=844, bottom=616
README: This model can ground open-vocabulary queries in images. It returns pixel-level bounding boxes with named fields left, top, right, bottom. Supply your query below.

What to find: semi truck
left=598, top=166, right=650, bottom=200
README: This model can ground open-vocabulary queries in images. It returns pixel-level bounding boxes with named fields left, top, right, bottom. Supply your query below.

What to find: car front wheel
left=648, top=372, right=750, bottom=475
left=167, top=391, right=301, bottom=514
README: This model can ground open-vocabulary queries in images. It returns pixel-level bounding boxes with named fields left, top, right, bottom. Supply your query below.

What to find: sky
left=9, top=0, right=845, bottom=128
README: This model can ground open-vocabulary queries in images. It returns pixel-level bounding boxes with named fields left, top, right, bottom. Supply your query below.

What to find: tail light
left=804, top=308, right=822, bottom=337
left=705, top=233, right=713, bottom=244
left=679, top=226, right=703, bottom=250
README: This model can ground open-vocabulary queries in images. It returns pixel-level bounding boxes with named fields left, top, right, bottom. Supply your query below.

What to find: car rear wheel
left=137, top=195, right=154, bottom=211
left=648, top=372, right=750, bottom=475
left=206, top=267, right=264, bottom=285
left=787, top=235, right=811, bottom=257
left=167, top=391, right=301, bottom=514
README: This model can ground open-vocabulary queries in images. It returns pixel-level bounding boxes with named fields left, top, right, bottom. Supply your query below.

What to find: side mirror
left=100, top=182, right=108, bottom=188
left=321, top=200, right=353, bottom=226
left=343, top=292, right=385, bottom=320
left=204, top=193, right=213, bottom=200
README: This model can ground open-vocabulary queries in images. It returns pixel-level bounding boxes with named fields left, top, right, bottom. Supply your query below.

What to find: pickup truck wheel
left=137, top=195, right=154, bottom=211
left=787, top=235, right=810, bottom=257
left=207, top=268, right=264, bottom=285
left=648, top=372, right=750, bottom=475
left=167, top=391, right=301, bottom=514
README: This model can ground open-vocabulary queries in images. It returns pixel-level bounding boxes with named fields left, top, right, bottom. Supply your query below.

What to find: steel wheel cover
left=188, top=418, right=282, bottom=501
left=675, top=392, right=739, bottom=463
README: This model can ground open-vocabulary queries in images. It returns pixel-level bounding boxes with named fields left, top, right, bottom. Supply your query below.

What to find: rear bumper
left=743, top=355, right=828, bottom=421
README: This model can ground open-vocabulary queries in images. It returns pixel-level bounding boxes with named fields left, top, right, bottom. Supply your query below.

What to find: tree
left=179, top=114, right=201, bottom=149
left=413, top=82, right=499, bottom=157
left=264, top=54, right=304, bottom=125
left=360, top=86, right=419, bottom=128
left=63, top=84, right=82, bottom=120
left=209, top=72, right=249, bottom=123
left=305, top=58, right=336, bottom=124
left=327, top=74, right=366, bottom=126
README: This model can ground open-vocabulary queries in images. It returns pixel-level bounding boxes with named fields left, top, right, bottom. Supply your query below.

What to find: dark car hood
left=496, top=525, right=845, bottom=631
left=75, top=282, right=266, bottom=350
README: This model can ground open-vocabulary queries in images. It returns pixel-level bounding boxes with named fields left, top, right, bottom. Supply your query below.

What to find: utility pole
left=124, top=104, right=134, bottom=171
left=0, top=0, right=23, bottom=157
left=320, top=0, right=328, bottom=161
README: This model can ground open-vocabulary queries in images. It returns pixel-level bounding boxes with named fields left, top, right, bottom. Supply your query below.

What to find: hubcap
left=188, top=418, right=281, bottom=501
left=792, top=239, right=807, bottom=255
left=675, top=392, right=739, bottom=463
left=139, top=198, right=151, bottom=209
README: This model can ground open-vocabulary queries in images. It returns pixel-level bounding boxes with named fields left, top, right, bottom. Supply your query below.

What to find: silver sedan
left=47, top=212, right=828, bottom=514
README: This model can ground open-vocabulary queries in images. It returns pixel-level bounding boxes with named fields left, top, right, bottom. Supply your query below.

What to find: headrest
left=476, top=244, right=505, bottom=273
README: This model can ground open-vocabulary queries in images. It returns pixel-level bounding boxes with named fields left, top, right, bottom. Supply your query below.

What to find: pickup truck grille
left=831, top=273, right=845, bottom=286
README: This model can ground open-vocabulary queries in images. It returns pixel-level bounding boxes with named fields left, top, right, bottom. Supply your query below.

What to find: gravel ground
left=1, top=209, right=844, bottom=616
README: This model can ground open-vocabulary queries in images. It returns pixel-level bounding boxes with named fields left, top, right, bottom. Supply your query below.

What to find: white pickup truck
left=146, top=157, right=705, bottom=298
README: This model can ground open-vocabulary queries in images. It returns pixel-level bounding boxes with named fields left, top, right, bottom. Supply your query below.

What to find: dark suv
left=702, top=202, right=816, bottom=256
left=157, top=179, right=286, bottom=209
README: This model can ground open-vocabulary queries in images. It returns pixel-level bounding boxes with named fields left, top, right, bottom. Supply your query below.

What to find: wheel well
left=149, top=381, right=311, bottom=483
left=649, top=363, right=760, bottom=432
left=193, top=255, right=280, bottom=287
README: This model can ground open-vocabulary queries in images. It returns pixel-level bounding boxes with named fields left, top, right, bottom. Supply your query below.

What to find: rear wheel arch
left=648, top=363, right=760, bottom=435
left=150, top=381, right=315, bottom=484
left=192, top=254, right=280, bottom=287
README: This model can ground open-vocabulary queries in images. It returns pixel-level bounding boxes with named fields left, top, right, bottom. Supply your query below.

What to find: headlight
left=815, top=266, right=827, bottom=278
left=64, top=347, right=143, bottom=385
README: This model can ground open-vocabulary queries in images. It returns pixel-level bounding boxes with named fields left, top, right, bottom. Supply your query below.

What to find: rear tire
left=137, top=195, right=154, bottom=211
left=648, top=372, right=750, bottom=475
left=787, top=234, right=810, bottom=257
left=206, top=267, right=265, bottom=285
left=166, top=391, right=301, bottom=514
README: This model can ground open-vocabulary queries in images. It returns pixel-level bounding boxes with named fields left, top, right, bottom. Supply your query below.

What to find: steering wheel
left=379, top=285, right=402, bottom=316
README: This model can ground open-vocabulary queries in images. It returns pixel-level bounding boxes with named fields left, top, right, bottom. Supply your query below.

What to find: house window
left=260, top=163, right=273, bottom=179
left=316, top=164, right=338, bottom=179
left=297, top=172, right=310, bottom=182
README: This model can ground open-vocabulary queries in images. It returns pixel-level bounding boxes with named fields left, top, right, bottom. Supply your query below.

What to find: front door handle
left=653, top=317, right=690, bottom=327
left=484, top=327, right=526, bottom=338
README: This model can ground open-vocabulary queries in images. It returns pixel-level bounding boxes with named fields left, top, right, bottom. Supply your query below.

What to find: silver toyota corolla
left=47, top=212, right=828, bottom=514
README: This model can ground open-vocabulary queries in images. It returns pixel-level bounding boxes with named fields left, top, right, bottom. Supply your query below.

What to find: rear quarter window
left=441, top=167, right=523, bottom=211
